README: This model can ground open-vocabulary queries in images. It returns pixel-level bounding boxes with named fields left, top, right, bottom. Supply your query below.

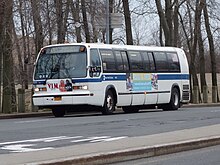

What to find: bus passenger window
left=166, top=52, right=180, bottom=72
left=141, top=52, right=155, bottom=72
left=154, top=52, right=169, bottom=72
left=114, top=51, right=129, bottom=72
left=128, top=51, right=144, bottom=72
left=100, top=49, right=116, bottom=72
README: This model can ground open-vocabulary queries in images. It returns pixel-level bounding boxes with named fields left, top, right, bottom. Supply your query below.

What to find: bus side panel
left=117, top=80, right=132, bottom=106
left=87, top=82, right=105, bottom=107
left=156, top=75, right=172, bottom=104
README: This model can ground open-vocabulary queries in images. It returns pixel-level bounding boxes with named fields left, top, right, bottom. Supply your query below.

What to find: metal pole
left=106, top=0, right=110, bottom=44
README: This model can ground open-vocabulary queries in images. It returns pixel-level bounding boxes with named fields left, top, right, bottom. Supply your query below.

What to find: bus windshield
left=34, top=51, right=87, bottom=80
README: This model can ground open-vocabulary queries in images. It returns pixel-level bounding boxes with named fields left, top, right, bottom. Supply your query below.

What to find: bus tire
left=122, top=106, right=139, bottom=113
left=101, top=90, right=115, bottom=115
left=52, top=108, right=65, bottom=117
left=163, top=87, right=180, bottom=111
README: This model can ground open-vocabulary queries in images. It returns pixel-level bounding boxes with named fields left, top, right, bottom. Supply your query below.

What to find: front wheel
left=101, top=90, right=115, bottom=115
left=52, top=108, right=65, bottom=117
left=163, top=88, right=180, bottom=111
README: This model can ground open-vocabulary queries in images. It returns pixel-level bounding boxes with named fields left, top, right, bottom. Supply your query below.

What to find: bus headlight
left=34, top=87, right=47, bottom=92
left=34, top=88, right=40, bottom=92
left=81, top=85, right=88, bottom=90
left=73, top=85, right=88, bottom=90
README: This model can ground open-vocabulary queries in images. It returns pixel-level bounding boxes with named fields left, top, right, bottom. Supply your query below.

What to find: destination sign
left=45, top=45, right=86, bottom=54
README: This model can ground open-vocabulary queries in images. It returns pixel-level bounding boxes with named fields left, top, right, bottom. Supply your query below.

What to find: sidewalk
left=0, top=124, right=220, bottom=165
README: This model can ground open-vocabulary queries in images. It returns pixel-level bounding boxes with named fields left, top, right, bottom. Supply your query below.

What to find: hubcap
left=107, top=95, right=113, bottom=110
left=174, top=93, right=179, bottom=106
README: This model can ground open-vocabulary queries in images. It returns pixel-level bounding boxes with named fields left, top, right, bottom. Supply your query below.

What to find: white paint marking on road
left=43, top=136, right=83, bottom=142
left=14, top=119, right=50, bottom=124
left=211, top=110, right=220, bottom=112
left=1, top=144, right=53, bottom=153
left=0, top=135, right=128, bottom=153
left=71, top=136, right=110, bottom=143
left=90, top=136, right=127, bottom=142
left=0, top=136, right=82, bottom=146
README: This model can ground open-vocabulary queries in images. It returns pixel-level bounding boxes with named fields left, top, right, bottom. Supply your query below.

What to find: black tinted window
left=167, top=52, right=180, bottom=72
left=154, top=52, right=169, bottom=71
left=114, top=51, right=129, bottom=71
left=128, top=51, right=144, bottom=71
left=141, top=52, right=155, bottom=72
left=100, top=49, right=116, bottom=72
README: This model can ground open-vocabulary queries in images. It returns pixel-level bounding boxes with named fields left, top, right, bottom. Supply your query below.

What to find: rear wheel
left=52, top=108, right=65, bottom=117
left=101, top=90, right=115, bottom=115
left=163, top=87, right=180, bottom=111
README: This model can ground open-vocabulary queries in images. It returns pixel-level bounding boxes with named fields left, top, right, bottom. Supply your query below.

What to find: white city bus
left=33, top=43, right=190, bottom=117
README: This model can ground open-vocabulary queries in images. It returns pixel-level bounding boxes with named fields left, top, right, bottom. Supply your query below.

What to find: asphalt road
left=111, top=145, right=220, bottom=165
left=0, top=107, right=220, bottom=154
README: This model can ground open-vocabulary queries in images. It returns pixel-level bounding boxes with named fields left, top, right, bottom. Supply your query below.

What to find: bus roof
left=42, top=43, right=181, bottom=52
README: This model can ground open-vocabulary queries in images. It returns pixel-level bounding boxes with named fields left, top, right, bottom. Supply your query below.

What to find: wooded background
left=0, top=0, right=220, bottom=113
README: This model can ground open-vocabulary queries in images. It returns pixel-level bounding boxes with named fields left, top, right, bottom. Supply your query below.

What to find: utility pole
left=106, top=0, right=110, bottom=44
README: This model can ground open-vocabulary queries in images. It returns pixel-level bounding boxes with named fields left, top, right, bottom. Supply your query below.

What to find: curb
left=0, top=112, right=52, bottom=119
left=183, top=103, right=220, bottom=108
left=38, top=135, right=220, bottom=165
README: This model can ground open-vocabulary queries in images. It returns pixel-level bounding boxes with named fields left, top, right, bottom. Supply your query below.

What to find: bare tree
left=122, top=0, right=133, bottom=45
left=0, top=0, right=4, bottom=110
left=70, top=0, right=82, bottom=42
left=2, top=0, right=16, bottom=113
left=198, top=18, right=207, bottom=102
left=155, top=0, right=187, bottom=46
left=81, top=0, right=91, bottom=43
left=55, top=0, right=70, bottom=43
left=203, top=0, right=218, bottom=102
left=31, top=0, right=44, bottom=54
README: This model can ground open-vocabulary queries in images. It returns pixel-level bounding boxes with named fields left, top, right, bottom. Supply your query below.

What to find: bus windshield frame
left=34, top=48, right=87, bottom=80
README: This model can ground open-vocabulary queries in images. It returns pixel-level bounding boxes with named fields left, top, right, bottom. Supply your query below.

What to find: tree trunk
left=46, top=0, right=52, bottom=45
left=55, top=0, right=64, bottom=43
left=155, top=0, right=170, bottom=46
left=198, top=20, right=207, bottom=92
left=2, top=0, right=16, bottom=113
left=191, top=0, right=205, bottom=103
left=165, top=0, right=174, bottom=46
left=18, top=0, right=28, bottom=89
left=173, top=0, right=179, bottom=47
left=0, top=1, right=4, bottom=111
left=70, top=0, right=82, bottom=43
left=109, top=0, right=114, bottom=44
left=31, top=0, right=44, bottom=54
left=203, top=0, right=218, bottom=102
left=122, top=0, right=133, bottom=45
left=81, top=0, right=90, bottom=43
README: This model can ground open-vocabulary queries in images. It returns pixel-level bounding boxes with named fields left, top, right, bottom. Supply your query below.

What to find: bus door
left=127, top=51, right=145, bottom=106
left=114, top=50, right=132, bottom=106
left=142, top=52, right=158, bottom=105
left=89, top=48, right=103, bottom=106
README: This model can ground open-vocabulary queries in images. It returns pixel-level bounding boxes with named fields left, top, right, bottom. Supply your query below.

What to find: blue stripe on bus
left=158, top=74, right=189, bottom=80
left=73, top=75, right=127, bottom=83
left=33, top=74, right=189, bottom=84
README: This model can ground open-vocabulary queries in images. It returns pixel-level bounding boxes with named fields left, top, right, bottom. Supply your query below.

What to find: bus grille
left=182, top=85, right=190, bottom=101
